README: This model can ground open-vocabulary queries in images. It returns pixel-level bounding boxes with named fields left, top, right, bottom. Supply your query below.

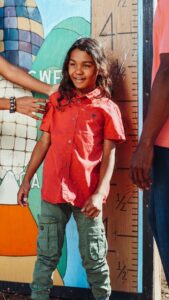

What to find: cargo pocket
left=88, top=225, right=107, bottom=261
left=37, top=215, right=59, bottom=258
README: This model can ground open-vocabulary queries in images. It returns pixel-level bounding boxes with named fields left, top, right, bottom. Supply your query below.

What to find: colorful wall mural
left=0, top=0, right=91, bottom=288
left=0, top=0, right=143, bottom=295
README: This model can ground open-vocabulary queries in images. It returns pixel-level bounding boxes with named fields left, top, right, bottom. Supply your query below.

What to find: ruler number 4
left=118, top=0, right=127, bottom=7
left=99, top=13, right=115, bottom=50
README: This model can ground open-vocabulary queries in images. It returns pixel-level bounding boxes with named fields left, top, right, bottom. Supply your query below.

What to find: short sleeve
left=40, top=93, right=56, bottom=133
left=158, top=0, right=169, bottom=54
left=103, top=101, right=125, bottom=143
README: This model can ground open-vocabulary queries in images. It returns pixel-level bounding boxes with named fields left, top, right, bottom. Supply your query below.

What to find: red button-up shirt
left=40, top=88, right=125, bottom=208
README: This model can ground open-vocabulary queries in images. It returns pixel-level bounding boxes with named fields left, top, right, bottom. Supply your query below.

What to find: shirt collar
left=74, top=88, right=101, bottom=102
left=85, top=88, right=101, bottom=100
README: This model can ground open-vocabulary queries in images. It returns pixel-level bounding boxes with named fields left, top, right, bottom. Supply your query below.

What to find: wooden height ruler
left=92, top=0, right=142, bottom=293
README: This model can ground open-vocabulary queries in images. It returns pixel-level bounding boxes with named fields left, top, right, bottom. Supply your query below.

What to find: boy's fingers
left=90, top=212, right=99, bottom=219
left=17, top=190, right=23, bottom=203
left=83, top=205, right=92, bottom=213
left=18, top=197, right=24, bottom=207
left=34, top=98, right=46, bottom=103
left=22, top=197, right=29, bottom=206
left=85, top=209, right=100, bottom=219
left=85, top=208, right=96, bottom=217
left=17, top=190, right=28, bottom=207
left=81, top=201, right=89, bottom=212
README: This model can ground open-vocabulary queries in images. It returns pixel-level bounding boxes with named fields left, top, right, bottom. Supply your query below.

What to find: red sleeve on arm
left=159, top=0, right=169, bottom=54
left=103, top=101, right=126, bottom=142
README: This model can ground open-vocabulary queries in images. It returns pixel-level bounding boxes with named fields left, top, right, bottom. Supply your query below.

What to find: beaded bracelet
left=9, top=96, right=16, bottom=113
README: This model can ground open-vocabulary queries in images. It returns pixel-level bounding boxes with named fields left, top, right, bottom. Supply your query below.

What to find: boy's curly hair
left=58, top=37, right=112, bottom=103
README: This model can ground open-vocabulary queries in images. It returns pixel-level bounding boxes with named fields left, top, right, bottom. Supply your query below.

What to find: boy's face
left=68, top=48, right=98, bottom=95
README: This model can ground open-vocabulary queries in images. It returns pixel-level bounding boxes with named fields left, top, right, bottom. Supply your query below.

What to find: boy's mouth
left=73, top=77, right=85, bottom=82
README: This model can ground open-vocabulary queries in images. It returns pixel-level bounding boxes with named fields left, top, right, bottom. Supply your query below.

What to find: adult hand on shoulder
left=48, top=83, right=60, bottom=96
left=130, top=143, right=153, bottom=190
left=16, top=97, right=47, bottom=120
left=81, top=193, right=103, bottom=218
left=17, top=180, right=31, bottom=207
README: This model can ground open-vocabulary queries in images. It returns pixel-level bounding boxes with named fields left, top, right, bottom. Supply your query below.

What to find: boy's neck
left=75, top=85, right=97, bottom=96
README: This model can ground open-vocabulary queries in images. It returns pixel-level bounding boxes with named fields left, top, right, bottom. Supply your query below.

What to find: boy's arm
left=0, top=56, right=56, bottom=96
left=82, top=140, right=116, bottom=218
left=17, top=132, right=51, bottom=206
left=96, top=140, right=116, bottom=197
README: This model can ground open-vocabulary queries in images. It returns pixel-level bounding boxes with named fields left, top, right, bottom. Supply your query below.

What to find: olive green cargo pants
left=31, top=201, right=111, bottom=300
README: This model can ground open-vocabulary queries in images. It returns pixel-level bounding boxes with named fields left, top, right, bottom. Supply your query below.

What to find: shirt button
left=68, top=139, right=72, bottom=144
left=72, top=117, right=75, bottom=121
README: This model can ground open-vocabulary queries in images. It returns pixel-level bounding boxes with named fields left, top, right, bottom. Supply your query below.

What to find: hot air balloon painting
left=0, top=0, right=51, bottom=284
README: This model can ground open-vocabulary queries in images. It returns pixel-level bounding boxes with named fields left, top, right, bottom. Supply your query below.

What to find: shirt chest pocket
left=79, top=109, right=104, bottom=136
left=76, top=111, right=104, bottom=153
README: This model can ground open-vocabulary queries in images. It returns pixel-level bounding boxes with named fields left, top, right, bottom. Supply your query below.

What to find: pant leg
left=31, top=201, right=71, bottom=300
left=149, top=146, right=169, bottom=286
left=97, top=298, right=109, bottom=300
left=73, top=207, right=111, bottom=300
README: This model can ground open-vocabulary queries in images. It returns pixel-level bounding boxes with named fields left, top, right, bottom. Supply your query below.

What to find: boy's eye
left=69, top=62, right=75, bottom=66
left=83, top=64, right=91, bottom=68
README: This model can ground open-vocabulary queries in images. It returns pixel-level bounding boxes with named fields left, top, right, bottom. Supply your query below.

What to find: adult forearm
left=6, top=65, right=51, bottom=96
left=0, top=98, right=10, bottom=110
left=140, top=68, right=169, bottom=146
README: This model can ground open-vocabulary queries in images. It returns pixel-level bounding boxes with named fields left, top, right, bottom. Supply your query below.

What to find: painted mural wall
left=0, top=0, right=91, bottom=288
left=0, top=0, right=142, bottom=294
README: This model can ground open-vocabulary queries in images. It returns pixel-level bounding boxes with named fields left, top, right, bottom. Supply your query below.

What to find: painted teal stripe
left=138, top=0, right=143, bottom=293
left=138, top=190, right=143, bottom=293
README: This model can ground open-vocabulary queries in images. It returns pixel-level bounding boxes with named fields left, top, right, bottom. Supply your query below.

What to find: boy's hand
left=17, top=180, right=31, bottom=207
left=81, top=193, right=104, bottom=218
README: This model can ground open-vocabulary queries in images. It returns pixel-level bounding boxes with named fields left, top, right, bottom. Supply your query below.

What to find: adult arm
left=17, top=132, right=51, bottom=206
left=0, top=56, right=58, bottom=118
left=82, top=140, right=116, bottom=218
left=131, top=53, right=169, bottom=189
left=0, top=96, right=46, bottom=120
left=0, top=56, right=56, bottom=96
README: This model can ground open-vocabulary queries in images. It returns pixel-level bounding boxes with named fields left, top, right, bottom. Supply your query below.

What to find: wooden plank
left=92, top=0, right=139, bottom=292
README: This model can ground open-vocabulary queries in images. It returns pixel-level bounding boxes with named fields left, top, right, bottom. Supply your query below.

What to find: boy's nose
left=75, top=66, right=83, bottom=74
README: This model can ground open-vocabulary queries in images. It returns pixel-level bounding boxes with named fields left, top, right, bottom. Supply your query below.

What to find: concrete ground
left=0, top=294, right=63, bottom=300
left=161, top=269, right=169, bottom=300
left=0, top=271, right=168, bottom=300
